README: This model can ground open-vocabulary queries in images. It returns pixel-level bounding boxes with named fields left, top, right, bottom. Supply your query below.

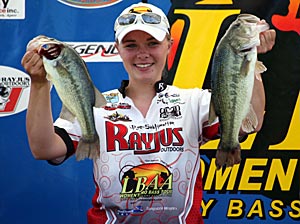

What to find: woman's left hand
left=257, top=28, right=276, bottom=54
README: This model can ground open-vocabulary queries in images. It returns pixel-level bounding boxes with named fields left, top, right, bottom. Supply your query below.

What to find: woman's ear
left=115, top=42, right=121, bottom=58
left=169, top=37, right=173, bottom=49
left=114, top=42, right=119, bottom=51
left=167, top=37, right=174, bottom=54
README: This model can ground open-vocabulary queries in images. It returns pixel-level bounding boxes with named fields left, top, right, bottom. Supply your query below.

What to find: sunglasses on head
left=116, top=12, right=162, bottom=27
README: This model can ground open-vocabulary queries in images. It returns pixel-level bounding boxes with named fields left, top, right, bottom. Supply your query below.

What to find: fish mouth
left=237, top=14, right=260, bottom=24
left=38, top=43, right=62, bottom=60
left=237, top=14, right=270, bottom=33
left=239, top=41, right=257, bottom=53
left=240, top=47, right=254, bottom=53
left=256, top=23, right=270, bottom=33
left=237, top=35, right=260, bottom=53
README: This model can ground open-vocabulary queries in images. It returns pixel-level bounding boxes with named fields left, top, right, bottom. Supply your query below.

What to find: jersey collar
left=118, top=80, right=167, bottom=98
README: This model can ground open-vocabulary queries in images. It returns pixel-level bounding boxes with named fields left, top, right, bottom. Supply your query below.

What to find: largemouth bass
left=209, top=14, right=269, bottom=169
left=27, top=35, right=107, bottom=161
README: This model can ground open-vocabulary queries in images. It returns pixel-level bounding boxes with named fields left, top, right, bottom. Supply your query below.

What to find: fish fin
left=255, top=61, right=267, bottom=81
left=59, top=105, right=76, bottom=122
left=215, top=144, right=241, bottom=170
left=45, top=73, right=52, bottom=81
left=75, top=136, right=100, bottom=161
left=255, top=73, right=262, bottom=81
left=240, top=59, right=251, bottom=77
left=94, top=87, right=107, bottom=108
left=208, top=100, right=217, bottom=124
left=241, top=104, right=258, bottom=133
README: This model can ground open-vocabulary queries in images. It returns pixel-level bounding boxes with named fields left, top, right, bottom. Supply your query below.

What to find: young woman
left=21, top=2, right=275, bottom=224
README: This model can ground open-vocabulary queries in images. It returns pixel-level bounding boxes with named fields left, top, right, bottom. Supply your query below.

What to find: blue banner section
left=0, top=1, right=170, bottom=224
left=1, top=0, right=300, bottom=223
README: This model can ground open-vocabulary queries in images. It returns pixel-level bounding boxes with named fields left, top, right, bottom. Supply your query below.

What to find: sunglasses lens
left=117, top=13, right=161, bottom=26
left=141, top=13, right=161, bottom=24
left=118, top=14, right=137, bottom=25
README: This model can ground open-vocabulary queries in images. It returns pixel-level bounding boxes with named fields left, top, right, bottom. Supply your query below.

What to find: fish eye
left=233, top=23, right=241, bottom=28
left=41, top=44, right=49, bottom=49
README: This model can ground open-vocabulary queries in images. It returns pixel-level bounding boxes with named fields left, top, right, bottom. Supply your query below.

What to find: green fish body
left=28, top=35, right=107, bottom=161
left=209, top=14, right=269, bottom=168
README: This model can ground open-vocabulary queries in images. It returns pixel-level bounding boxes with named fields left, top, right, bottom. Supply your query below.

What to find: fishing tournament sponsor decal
left=157, top=92, right=182, bottom=105
left=102, top=92, right=131, bottom=111
left=117, top=163, right=173, bottom=216
left=119, top=163, right=173, bottom=199
left=157, top=93, right=183, bottom=120
left=105, top=121, right=184, bottom=154
left=67, top=42, right=121, bottom=62
left=104, top=102, right=131, bottom=111
left=105, top=111, right=132, bottom=122
left=0, top=66, right=30, bottom=117
left=160, top=105, right=182, bottom=120
left=0, top=0, right=25, bottom=19
left=103, top=92, right=119, bottom=104
left=58, top=0, right=121, bottom=9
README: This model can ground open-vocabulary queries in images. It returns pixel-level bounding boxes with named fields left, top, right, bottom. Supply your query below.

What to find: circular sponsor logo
left=0, top=66, right=31, bottom=117
left=57, top=0, right=122, bottom=9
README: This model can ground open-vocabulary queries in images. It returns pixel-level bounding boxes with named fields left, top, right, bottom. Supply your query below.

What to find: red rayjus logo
left=0, top=66, right=30, bottom=117
left=120, top=163, right=173, bottom=198
left=105, top=121, right=184, bottom=154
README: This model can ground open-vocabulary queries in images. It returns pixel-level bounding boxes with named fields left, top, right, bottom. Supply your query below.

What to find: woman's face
left=116, top=30, right=172, bottom=84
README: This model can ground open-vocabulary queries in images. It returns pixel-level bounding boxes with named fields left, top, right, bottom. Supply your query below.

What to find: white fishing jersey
left=54, top=81, right=218, bottom=224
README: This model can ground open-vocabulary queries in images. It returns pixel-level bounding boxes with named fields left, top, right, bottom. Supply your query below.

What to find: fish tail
left=215, top=144, right=241, bottom=170
left=76, top=137, right=100, bottom=161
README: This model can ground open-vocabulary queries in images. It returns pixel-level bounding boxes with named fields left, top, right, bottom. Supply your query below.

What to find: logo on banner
left=67, top=42, right=121, bottom=62
left=58, top=0, right=122, bottom=9
left=0, top=66, right=30, bottom=117
left=0, top=0, right=25, bottom=19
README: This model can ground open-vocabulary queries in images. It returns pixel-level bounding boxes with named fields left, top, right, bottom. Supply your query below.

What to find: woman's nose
left=137, top=47, right=149, bottom=59
left=137, top=51, right=149, bottom=59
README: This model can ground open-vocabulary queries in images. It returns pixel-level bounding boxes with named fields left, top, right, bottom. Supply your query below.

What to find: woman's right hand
left=22, top=48, right=68, bottom=160
left=21, top=50, right=48, bottom=85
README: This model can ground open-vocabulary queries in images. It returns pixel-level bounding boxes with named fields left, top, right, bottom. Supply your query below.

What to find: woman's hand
left=21, top=49, right=48, bottom=85
left=257, top=25, right=276, bottom=54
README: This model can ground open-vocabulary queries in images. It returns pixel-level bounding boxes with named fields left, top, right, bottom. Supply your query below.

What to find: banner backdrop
left=0, top=0, right=299, bottom=224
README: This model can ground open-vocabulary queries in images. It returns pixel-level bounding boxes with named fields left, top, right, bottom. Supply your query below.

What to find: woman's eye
left=149, top=42, right=159, bottom=47
left=124, top=44, right=137, bottom=48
